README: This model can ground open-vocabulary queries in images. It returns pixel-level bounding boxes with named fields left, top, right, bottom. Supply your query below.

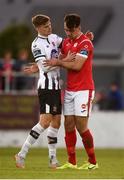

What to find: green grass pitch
left=0, top=148, right=124, bottom=179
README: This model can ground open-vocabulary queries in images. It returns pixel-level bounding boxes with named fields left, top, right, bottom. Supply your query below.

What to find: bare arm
left=24, top=61, right=58, bottom=74
left=43, top=54, right=86, bottom=71
left=57, top=55, right=86, bottom=71
left=58, top=53, right=66, bottom=60
left=23, top=63, right=39, bottom=74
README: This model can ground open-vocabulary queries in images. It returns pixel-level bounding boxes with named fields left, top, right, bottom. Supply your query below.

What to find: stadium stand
left=0, top=0, right=124, bottom=59
left=0, top=0, right=124, bottom=90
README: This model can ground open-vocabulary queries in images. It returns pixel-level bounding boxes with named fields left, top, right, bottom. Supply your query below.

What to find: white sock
left=47, top=126, right=59, bottom=159
left=18, top=123, right=45, bottom=159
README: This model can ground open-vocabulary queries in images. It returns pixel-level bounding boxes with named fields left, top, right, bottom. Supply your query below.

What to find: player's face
left=64, top=22, right=79, bottom=39
left=37, top=20, right=52, bottom=36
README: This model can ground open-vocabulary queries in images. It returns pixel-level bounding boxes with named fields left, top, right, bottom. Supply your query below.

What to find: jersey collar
left=70, top=32, right=83, bottom=43
left=38, top=34, right=48, bottom=39
left=38, top=34, right=50, bottom=44
left=76, top=32, right=83, bottom=40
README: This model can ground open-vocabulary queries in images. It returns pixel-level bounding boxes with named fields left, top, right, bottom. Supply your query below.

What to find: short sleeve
left=77, top=39, right=93, bottom=59
left=60, top=39, right=66, bottom=55
left=31, top=42, right=46, bottom=62
left=56, top=35, right=63, bottom=49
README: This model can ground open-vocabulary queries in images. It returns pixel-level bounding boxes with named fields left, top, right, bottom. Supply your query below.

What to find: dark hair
left=32, top=14, right=50, bottom=27
left=64, top=14, right=81, bottom=30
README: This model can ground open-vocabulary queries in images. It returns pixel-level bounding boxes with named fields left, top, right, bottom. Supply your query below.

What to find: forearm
left=31, top=65, right=39, bottom=73
left=45, top=66, right=57, bottom=72
left=43, top=53, right=79, bottom=70
left=58, top=54, right=86, bottom=71
left=56, top=60, right=79, bottom=71
left=58, top=53, right=66, bottom=60
left=23, top=63, right=39, bottom=74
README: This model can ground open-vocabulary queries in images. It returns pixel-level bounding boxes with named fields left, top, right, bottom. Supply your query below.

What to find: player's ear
left=85, top=31, right=94, bottom=41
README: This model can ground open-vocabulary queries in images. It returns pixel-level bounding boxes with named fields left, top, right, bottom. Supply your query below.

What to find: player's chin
left=67, top=35, right=72, bottom=38
left=48, top=31, right=52, bottom=35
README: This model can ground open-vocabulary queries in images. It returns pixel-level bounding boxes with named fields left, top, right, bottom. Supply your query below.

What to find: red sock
left=65, top=129, right=77, bottom=165
left=81, top=129, right=96, bottom=164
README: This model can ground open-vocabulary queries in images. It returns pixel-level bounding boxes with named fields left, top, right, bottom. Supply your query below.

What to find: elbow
left=71, top=65, right=82, bottom=71
left=75, top=66, right=82, bottom=71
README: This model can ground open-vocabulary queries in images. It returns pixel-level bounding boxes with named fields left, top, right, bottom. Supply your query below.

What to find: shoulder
left=31, top=37, right=43, bottom=50
left=49, top=33, right=58, bottom=38
left=32, top=36, right=39, bottom=44
left=49, top=33, right=61, bottom=38
left=62, top=38, right=70, bottom=46
left=78, top=35, right=94, bottom=51
left=32, top=36, right=43, bottom=44
left=80, top=35, right=93, bottom=48
left=31, top=37, right=44, bottom=57
left=49, top=34, right=62, bottom=41
left=63, top=37, right=69, bottom=42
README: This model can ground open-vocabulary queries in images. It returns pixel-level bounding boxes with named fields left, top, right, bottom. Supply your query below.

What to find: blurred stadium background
left=0, top=0, right=124, bottom=160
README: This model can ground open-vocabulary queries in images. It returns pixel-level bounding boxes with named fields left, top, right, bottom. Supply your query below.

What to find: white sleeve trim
left=77, top=53, right=88, bottom=59
left=35, top=56, right=46, bottom=62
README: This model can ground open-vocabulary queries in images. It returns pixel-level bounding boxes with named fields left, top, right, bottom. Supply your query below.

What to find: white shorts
left=63, top=90, right=95, bottom=116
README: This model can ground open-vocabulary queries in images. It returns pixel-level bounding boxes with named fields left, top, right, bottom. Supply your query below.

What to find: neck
left=38, top=33, right=48, bottom=38
left=71, top=32, right=82, bottom=40
left=75, top=32, right=82, bottom=38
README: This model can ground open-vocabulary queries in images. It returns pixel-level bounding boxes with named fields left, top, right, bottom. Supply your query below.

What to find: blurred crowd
left=0, top=49, right=36, bottom=92
left=0, top=50, right=124, bottom=110
left=94, top=82, right=124, bottom=111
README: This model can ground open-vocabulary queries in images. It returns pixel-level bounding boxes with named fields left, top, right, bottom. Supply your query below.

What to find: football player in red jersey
left=43, top=14, right=98, bottom=170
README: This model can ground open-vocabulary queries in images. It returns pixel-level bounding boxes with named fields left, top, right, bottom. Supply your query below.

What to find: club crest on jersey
left=74, top=43, right=78, bottom=47
left=84, top=45, right=88, bottom=48
left=52, top=41, right=55, bottom=46
left=51, top=49, right=58, bottom=58
left=66, top=43, right=70, bottom=46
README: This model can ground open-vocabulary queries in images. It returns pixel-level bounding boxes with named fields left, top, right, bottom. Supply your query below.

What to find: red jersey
left=61, top=33, right=95, bottom=91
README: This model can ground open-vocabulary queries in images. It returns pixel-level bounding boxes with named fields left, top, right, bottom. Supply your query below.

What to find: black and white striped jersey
left=31, top=34, right=63, bottom=90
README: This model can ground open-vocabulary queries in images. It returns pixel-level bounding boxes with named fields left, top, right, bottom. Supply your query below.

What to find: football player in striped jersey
left=15, top=14, right=75, bottom=169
